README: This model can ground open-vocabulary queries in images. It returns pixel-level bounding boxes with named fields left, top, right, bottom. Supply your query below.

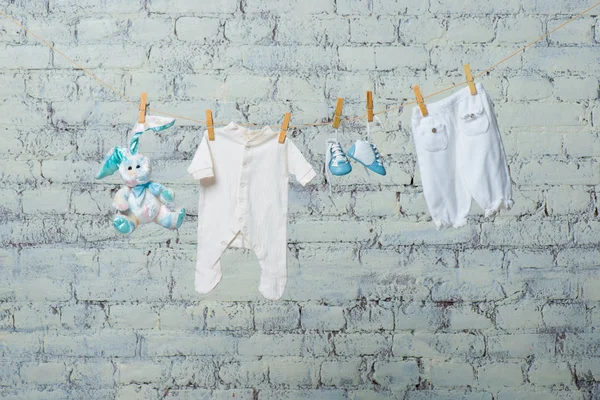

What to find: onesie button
left=254, top=245, right=259, bottom=251
left=240, top=183, right=246, bottom=188
left=221, top=241, right=226, bottom=245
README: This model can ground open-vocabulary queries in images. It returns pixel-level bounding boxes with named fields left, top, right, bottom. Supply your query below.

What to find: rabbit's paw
left=176, top=208, right=186, bottom=228
left=160, top=188, right=174, bottom=204
left=113, top=215, right=136, bottom=234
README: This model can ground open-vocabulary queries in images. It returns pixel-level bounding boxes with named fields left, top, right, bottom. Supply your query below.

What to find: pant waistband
left=412, top=82, right=486, bottom=119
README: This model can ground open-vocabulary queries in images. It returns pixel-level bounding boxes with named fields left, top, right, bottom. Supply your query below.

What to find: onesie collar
left=220, top=122, right=278, bottom=146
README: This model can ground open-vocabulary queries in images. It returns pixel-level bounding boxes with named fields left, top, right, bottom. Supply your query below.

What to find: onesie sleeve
left=187, top=131, right=214, bottom=180
left=286, top=139, right=316, bottom=186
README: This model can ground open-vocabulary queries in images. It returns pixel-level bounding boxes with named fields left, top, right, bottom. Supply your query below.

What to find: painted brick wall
left=0, top=0, right=599, bottom=399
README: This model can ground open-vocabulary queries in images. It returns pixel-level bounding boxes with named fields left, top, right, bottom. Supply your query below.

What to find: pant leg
left=456, top=85, right=513, bottom=216
left=412, top=110, right=472, bottom=228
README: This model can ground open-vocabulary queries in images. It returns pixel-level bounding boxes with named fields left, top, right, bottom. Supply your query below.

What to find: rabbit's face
left=118, top=153, right=151, bottom=187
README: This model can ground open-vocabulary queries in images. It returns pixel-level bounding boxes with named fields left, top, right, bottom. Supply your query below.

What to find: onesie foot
left=259, top=271, right=287, bottom=300
left=113, top=215, right=136, bottom=234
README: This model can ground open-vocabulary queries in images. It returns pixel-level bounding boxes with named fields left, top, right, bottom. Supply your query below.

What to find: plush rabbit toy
left=96, top=115, right=185, bottom=234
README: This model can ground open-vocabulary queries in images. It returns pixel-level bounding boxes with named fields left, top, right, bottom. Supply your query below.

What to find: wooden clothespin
left=138, top=92, right=147, bottom=123
left=332, top=98, right=344, bottom=129
left=413, top=86, right=428, bottom=117
left=464, top=64, right=477, bottom=95
left=278, top=112, right=291, bottom=144
left=206, top=109, right=215, bottom=141
left=366, top=91, right=374, bottom=122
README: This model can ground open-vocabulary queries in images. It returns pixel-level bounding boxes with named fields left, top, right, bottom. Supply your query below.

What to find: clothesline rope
left=1, top=2, right=599, bottom=129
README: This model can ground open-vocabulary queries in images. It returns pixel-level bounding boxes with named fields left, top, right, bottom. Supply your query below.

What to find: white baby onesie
left=187, top=122, right=316, bottom=300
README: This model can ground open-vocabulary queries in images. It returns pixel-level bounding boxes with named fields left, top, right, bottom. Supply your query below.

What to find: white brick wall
left=1, top=0, right=599, bottom=398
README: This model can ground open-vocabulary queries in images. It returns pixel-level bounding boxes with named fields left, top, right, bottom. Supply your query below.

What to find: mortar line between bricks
left=1, top=3, right=600, bottom=129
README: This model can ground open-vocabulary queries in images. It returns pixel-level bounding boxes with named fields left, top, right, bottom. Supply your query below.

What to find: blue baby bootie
left=348, top=140, right=386, bottom=176
left=326, top=139, right=352, bottom=176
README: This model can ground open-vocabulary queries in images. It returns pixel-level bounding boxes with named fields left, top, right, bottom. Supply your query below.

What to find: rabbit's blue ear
left=96, top=147, right=125, bottom=179
left=129, top=115, right=176, bottom=154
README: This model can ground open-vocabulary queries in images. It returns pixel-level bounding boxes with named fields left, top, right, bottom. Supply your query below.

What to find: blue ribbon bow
left=131, top=182, right=163, bottom=198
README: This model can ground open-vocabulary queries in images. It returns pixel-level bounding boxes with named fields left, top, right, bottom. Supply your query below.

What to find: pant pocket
left=415, top=117, right=448, bottom=152
left=458, top=95, right=490, bottom=136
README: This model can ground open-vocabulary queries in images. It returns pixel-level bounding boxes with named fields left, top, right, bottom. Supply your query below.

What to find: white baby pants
left=411, top=83, right=513, bottom=228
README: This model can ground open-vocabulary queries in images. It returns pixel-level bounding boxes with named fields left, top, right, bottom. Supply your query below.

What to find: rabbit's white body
left=122, top=186, right=161, bottom=223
